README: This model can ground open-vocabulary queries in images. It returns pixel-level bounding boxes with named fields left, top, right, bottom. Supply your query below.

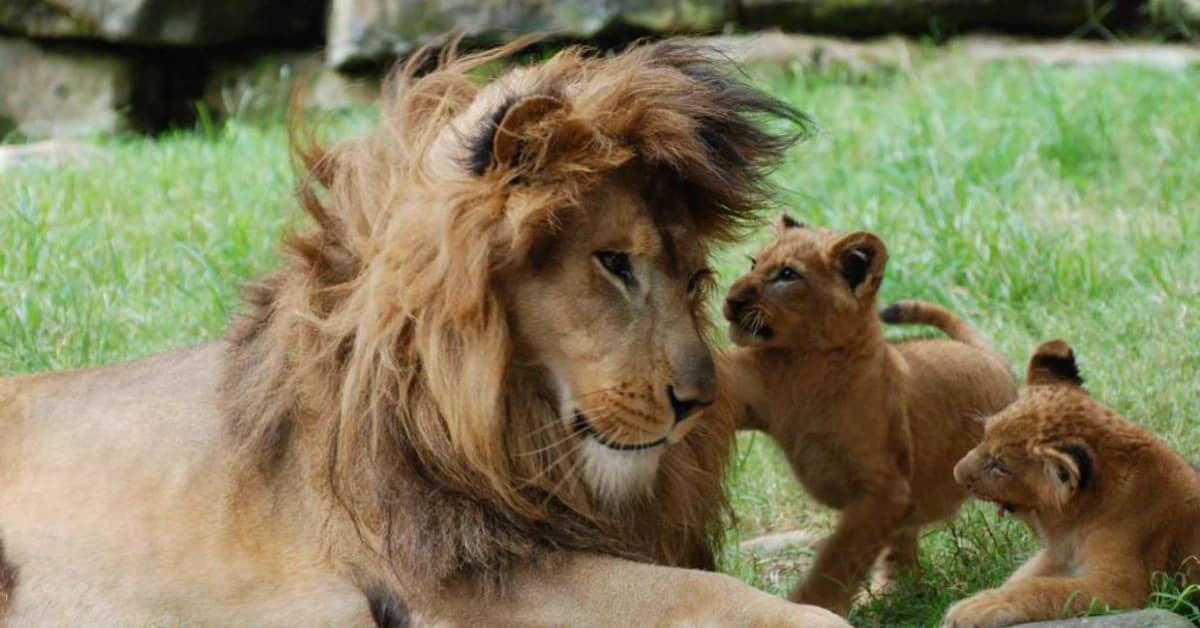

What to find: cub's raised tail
left=880, top=300, right=994, bottom=353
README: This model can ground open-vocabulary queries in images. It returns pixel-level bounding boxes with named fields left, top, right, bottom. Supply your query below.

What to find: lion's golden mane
left=220, top=39, right=805, bottom=597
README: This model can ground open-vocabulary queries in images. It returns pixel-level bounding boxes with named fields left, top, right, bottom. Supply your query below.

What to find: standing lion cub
left=945, top=340, right=1200, bottom=628
left=720, top=216, right=1018, bottom=615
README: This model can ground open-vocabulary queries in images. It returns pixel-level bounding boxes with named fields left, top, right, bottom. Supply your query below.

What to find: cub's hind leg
left=868, top=525, right=920, bottom=596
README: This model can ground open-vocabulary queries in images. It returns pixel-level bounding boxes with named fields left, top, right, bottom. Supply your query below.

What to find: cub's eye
left=688, top=268, right=714, bottom=295
left=985, top=459, right=1010, bottom=477
left=595, top=251, right=635, bottom=286
left=774, top=267, right=801, bottom=282
left=747, top=256, right=757, bottom=271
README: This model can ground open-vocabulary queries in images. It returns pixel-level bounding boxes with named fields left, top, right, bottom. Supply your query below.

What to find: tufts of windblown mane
left=222, top=39, right=807, bottom=596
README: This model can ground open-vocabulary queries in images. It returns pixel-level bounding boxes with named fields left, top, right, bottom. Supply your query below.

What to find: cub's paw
left=791, top=583, right=851, bottom=619
left=943, top=592, right=1025, bottom=628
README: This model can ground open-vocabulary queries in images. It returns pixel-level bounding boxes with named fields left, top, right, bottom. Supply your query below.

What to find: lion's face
left=954, top=341, right=1098, bottom=523
left=723, top=217, right=888, bottom=350
left=504, top=171, right=718, bottom=501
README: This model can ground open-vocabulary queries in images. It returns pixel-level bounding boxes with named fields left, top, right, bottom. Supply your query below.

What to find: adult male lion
left=0, top=41, right=848, bottom=626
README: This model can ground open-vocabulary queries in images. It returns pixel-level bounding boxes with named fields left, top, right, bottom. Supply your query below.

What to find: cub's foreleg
left=792, top=481, right=912, bottom=616
left=1003, top=549, right=1064, bottom=584
left=944, top=549, right=1148, bottom=628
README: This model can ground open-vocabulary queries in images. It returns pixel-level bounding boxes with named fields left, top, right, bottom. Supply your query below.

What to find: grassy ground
left=3, top=56, right=1199, bottom=626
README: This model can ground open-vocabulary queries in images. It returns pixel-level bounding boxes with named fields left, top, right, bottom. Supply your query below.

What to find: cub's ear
left=471, top=94, right=568, bottom=176
left=1036, top=443, right=1093, bottom=506
left=1027, top=340, right=1084, bottom=387
left=828, top=231, right=888, bottom=299
left=777, top=213, right=806, bottom=232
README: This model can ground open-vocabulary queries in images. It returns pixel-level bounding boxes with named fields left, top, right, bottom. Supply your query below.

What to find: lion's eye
left=595, top=251, right=636, bottom=286
left=747, top=256, right=757, bottom=271
left=774, top=267, right=801, bottom=282
left=688, top=268, right=714, bottom=295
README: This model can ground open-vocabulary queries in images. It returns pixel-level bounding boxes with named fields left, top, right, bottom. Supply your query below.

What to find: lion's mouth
left=572, top=411, right=666, bottom=451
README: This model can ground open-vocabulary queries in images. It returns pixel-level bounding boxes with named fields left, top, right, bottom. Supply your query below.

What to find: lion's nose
left=668, top=385, right=714, bottom=424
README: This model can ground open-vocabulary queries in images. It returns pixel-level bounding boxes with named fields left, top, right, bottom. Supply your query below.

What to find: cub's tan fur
left=0, top=42, right=849, bottom=627
left=945, top=341, right=1200, bottom=628
left=720, top=217, right=1017, bottom=615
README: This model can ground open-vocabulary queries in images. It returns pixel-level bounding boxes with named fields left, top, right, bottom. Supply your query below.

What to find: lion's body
left=945, top=341, right=1200, bottom=628
left=0, top=344, right=373, bottom=626
left=720, top=223, right=1017, bottom=615
left=0, top=42, right=850, bottom=627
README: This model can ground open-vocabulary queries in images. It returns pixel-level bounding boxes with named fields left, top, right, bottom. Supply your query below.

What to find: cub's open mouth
left=731, top=320, right=774, bottom=341
left=572, top=410, right=666, bottom=451
left=980, top=496, right=1018, bottom=517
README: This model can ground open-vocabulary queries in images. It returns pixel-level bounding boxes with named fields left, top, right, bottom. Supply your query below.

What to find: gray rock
left=689, top=32, right=915, bottom=75
left=326, top=0, right=728, bottom=69
left=693, top=33, right=1200, bottom=74
left=0, top=36, right=157, bottom=139
left=956, top=35, right=1200, bottom=70
left=0, top=0, right=323, bottom=46
left=739, top=529, right=819, bottom=554
left=1012, top=609, right=1193, bottom=628
left=0, top=139, right=104, bottom=172
left=737, top=0, right=1094, bottom=36
left=203, top=53, right=380, bottom=118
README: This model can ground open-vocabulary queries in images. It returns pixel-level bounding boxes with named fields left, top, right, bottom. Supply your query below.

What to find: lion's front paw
left=943, top=591, right=1025, bottom=628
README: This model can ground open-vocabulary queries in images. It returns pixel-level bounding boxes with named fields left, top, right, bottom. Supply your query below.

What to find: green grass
left=3, top=58, right=1199, bottom=626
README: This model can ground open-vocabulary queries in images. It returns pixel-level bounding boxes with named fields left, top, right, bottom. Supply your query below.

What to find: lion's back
left=0, top=343, right=238, bottom=625
left=0, top=342, right=228, bottom=476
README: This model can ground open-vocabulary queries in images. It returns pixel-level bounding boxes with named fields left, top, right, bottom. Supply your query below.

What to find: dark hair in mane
left=221, top=38, right=807, bottom=597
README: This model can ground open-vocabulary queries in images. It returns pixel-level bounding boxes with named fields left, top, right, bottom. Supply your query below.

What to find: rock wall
left=327, top=0, right=728, bottom=68
left=0, top=0, right=1196, bottom=139
left=0, top=35, right=157, bottom=138
left=0, top=0, right=324, bottom=45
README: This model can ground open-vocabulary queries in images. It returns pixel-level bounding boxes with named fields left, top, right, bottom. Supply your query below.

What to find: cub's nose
left=724, top=292, right=753, bottom=321
left=952, top=458, right=972, bottom=487
left=668, top=385, right=714, bottom=424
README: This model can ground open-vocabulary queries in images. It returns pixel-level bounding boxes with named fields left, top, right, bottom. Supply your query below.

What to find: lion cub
left=945, top=340, right=1200, bottom=628
left=720, top=216, right=1018, bottom=615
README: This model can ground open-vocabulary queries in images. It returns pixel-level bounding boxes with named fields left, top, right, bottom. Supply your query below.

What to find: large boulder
left=0, top=35, right=157, bottom=139
left=737, top=0, right=1097, bottom=35
left=327, top=0, right=729, bottom=69
left=0, top=0, right=324, bottom=46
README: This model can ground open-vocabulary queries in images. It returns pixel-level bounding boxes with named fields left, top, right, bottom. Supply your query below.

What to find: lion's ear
left=1027, top=340, right=1084, bottom=387
left=1037, top=443, right=1093, bottom=505
left=471, top=95, right=568, bottom=176
left=828, top=231, right=887, bottom=300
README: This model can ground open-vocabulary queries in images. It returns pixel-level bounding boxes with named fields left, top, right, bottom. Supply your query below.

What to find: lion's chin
left=580, top=439, right=663, bottom=505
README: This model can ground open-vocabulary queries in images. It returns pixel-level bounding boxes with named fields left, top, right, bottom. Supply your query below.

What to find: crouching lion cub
left=720, top=216, right=1018, bottom=615
left=944, top=340, right=1200, bottom=628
